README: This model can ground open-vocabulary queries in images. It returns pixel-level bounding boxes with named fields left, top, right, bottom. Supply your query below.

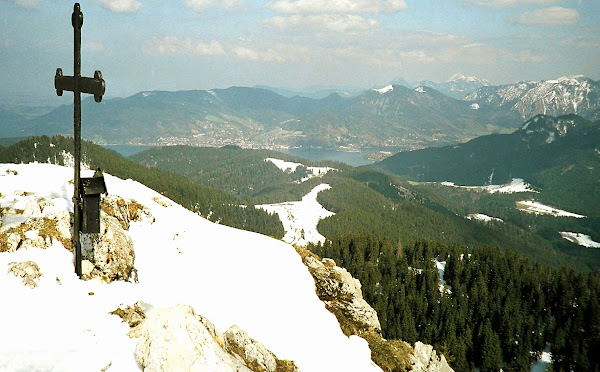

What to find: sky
left=0, top=0, right=599, bottom=103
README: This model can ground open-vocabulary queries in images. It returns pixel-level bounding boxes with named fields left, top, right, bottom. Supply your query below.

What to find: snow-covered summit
left=373, top=85, right=394, bottom=94
left=0, top=163, right=381, bottom=372
left=447, top=73, right=490, bottom=86
left=467, top=76, right=600, bottom=120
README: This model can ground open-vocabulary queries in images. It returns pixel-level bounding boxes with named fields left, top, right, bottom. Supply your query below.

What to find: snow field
left=516, top=200, right=585, bottom=218
left=265, top=157, right=336, bottom=183
left=0, top=163, right=381, bottom=372
left=256, top=183, right=335, bottom=247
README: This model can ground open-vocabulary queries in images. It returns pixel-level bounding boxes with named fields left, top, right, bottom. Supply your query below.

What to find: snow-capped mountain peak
left=447, top=73, right=490, bottom=86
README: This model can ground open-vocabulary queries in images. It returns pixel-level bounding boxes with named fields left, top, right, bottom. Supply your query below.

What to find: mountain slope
left=467, top=76, right=600, bottom=123
left=0, top=162, right=383, bottom=372
left=0, top=136, right=284, bottom=238
left=284, top=84, right=497, bottom=149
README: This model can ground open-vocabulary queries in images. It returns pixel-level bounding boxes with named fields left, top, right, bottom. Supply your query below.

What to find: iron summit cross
left=54, top=3, right=106, bottom=277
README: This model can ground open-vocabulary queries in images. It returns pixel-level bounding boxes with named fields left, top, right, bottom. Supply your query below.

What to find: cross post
left=54, top=3, right=106, bottom=277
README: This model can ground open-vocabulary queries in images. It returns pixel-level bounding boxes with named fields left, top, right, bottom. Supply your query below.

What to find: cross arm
left=55, top=68, right=106, bottom=103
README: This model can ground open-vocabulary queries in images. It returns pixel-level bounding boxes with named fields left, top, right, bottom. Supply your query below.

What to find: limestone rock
left=301, top=252, right=381, bottom=334
left=410, top=342, right=454, bottom=372
left=101, top=195, right=153, bottom=230
left=23, top=199, right=42, bottom=216
left=224, top=325, right=278, bottom=372
left=82, top=214, right=135, bottom=282
left=4, top=233, right=22, bottom=252
left=8, top=261, right=42, bottom=288
left=110, top=303, right=147, bottom=338
left=135, top=304, right=253, bottom=372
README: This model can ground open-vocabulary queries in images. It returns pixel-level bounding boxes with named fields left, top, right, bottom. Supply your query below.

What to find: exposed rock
left=101, top=195, right=153, bottom=230
left=4, top=232, right=22, bottom=252
left=224, top=325, right=278, bottom=372
left=135, top=304, right=253, bottom=372
left=130, top=304, right=298, bottom=372
left=81, top=213, right=135, bottom=282
left=110, top=303, right=147, bottom=338
left=298, top=249, right=381, bottom=335
left=410, top=342, right=453, bottom=372
left=8, top=261, right=42, bottom=288
left=23, top=199, right=42, bottom=216
left=0, top=212, right=71, bottom=252
left=152, top=196, right=172, bottom=208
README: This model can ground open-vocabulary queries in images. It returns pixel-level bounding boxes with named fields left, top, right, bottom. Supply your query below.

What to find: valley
left=1, top=75, right=600, bottom=372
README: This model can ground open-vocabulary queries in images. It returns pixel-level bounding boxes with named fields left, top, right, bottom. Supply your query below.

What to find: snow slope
left=440, top=178, right=537, bottom=194
left=256, top=183, right=335, bottom=247
left=0, top=163, right=380, bottom=372
left=265, top=157, right=336, bottom=183
left=516, top=200, right=585, bottom=218
left=560, top=232, right=600, bottom=248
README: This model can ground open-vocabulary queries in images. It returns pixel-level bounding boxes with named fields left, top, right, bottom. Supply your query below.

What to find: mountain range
left=1, top=76, right=598, bottom=150
left=371, top=114, right=600, bottom=217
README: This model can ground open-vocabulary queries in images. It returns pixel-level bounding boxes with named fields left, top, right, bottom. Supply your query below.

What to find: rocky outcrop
left=81, top=213, right=136, bottom=282
left=224, top=325, right=299, bottom=372
left=101, top=195, right=153, bottom=230
left=0, top=210, right=71, bottom=252
left=296, top=247, right=454, bottom=372
left=410, top=342, right=453, bottom=372
left=297, top=248, right=381, bottom=335
left=80, top=196, right=153, bottom=283
left=8, top=261, right=42, bottom=288
left=124, top=304, right=299, bottom=372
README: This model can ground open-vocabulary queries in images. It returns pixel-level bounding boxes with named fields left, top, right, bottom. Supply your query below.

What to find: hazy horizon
left=1, top=0, right=599, bottom=105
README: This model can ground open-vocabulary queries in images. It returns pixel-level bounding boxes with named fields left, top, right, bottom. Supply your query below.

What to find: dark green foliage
left=316, top=175, right=585, bottom=270
left=130, top=145, right=322, bottom=203
left=0, top=136, right=284, bottom=238
left=372, top=115, right=600, bottom=217
left=309, top=235, right=600, bottom=372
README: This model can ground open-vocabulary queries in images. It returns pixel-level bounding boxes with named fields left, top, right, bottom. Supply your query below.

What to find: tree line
left=309, top=234, right=600, bottom=371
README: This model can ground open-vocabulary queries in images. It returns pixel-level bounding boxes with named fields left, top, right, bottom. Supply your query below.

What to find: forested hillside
left=309, top=235, right=600, bottom=372
left=0, top=136, right=284, bottom=238
left=130, top=145, right=592, bottom=270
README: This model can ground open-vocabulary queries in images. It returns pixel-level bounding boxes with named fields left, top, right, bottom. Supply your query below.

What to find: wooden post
left=54, top=3, right=105, bottom=277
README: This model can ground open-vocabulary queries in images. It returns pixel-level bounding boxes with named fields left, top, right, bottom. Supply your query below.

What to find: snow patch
left=373, top=85, right=393, bottom=94
left=560, top=232, right=600, bottom=248
left=466, top=213, right=503, bottom=223
left=256, top=184, right=335, bottom=247
left=434, top=260, right=451, bottom=294
left=439, top=178, right=537, bottom=194
left=265, top=158, right=336, bottom=183
left=415, top=86, right=426, bottom=93
left=516, top=200, right=585, bottom=218
left=470, top=103, right=479, bottom=110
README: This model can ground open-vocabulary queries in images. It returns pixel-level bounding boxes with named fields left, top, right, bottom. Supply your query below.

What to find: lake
left=102, top=144, right=392, bottom=167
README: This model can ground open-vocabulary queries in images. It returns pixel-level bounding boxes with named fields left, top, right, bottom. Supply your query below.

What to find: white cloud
left=183, top=0, right=241, bottom=12
left=99, top=0, right=141, bottom=13
left=266, top=14, right=378, bottom=32
left=461, top=0, right=559, bottom=7
left=142, top=36, right=226, bottom=56
left=85, top=41, right=106, bottom=53
left=267, top=0, right=407, bottom=14
left=2, top=0, right=44, bottom=8
left=516, top=6, right=580, bottom=26
left=231, top=43, right=310, bottom=63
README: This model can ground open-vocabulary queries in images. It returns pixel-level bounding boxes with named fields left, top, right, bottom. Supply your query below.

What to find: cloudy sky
left=1, top=0, right=598, bottom=102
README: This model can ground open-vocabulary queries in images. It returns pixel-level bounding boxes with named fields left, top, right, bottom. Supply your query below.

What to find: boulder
left=8, top=261, right=42, bottom=288
left=82, top=213, right=135, bottom=282
left=101, top=195, right=153, bottom=230
left=224, top=325, right=278, bottom=372
left=410, top=342, right=453, bottom=372
left=135, top=304, right=253, bottom=372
